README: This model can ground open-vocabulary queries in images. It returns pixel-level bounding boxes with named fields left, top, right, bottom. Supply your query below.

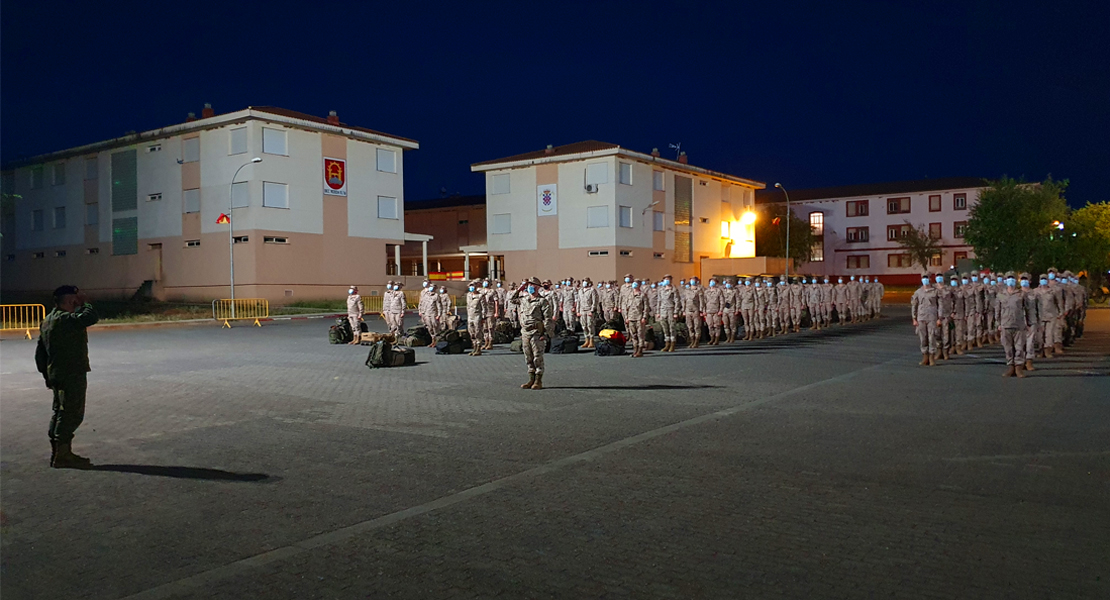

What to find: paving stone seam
left=116, top=353, right=909, bottom=600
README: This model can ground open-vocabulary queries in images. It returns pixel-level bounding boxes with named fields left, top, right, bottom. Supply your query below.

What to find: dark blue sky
left=3, top=1, right=1107, bottom=207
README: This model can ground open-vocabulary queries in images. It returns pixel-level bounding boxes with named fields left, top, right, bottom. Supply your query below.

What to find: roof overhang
left=403, top=232, right=434, bottom=242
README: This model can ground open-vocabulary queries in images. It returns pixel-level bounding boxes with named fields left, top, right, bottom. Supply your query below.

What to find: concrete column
left=422, top=241, right=429, bottom=278
left=464, top=253, right=470, bottom=280
left=394, top=244, right=401, bottom=276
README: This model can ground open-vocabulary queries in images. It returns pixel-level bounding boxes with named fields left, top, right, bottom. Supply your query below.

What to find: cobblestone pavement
left=2, top=308, right=1107, bottom=600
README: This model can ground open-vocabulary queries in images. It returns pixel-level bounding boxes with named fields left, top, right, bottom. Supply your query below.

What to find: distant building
left=756, top=177, right=988, bottom=284
left=400, top=194, right=488, bottom=280
left=471, top=141, right=765, bottom=283
left=0, top=105, right=418, bottom=302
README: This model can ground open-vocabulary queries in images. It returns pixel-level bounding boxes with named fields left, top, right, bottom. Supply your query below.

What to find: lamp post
left=775, top=183, right=791, bottom=278
left=229, top=158, right=262, bottom=317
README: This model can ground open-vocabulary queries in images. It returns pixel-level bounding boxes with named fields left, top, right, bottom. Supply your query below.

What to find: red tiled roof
left=471, top=140, right=620, bottom=167
left=248, top=106, right=418, bottom=144
left=754, top=177, right=989, bottom=203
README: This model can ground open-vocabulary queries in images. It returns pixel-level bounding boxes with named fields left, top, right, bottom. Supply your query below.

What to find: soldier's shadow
left=550, top=384, right=722, bottom=390
left=87, top=464, right=276, bottom=482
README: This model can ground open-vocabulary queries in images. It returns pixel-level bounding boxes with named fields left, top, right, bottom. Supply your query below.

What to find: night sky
left=3, top=1, right=1107, bottom=207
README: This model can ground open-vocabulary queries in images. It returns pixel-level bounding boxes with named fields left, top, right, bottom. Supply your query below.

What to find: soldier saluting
left=36, top=285, right=99, bottom=468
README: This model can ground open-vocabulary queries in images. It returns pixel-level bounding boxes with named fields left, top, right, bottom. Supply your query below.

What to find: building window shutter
left=376, top=148, right=397, bottom=173
left=491, top=174, right=510, bottom=195
left=586, top=205, right=609, bottom=228
left=377, top=195, right=398, bottom=219
left=262, top=128, right=287, bottom=155
left=182, top=137, right=200, bottom=163
left=618, top=162, right=632, bottom=185
left=111, top=150, right=138, bottom=212
left=112, top=216, right=138, bottom=255
left=619, top=205, right=632, bottom=228
left=491, top=213, right=511, bottom=234
left=183, top=188, right=200, bottom=214
left=230, top=128, right=248, bottom=155
left=586, top=163, right=608, bottom=185
left=231, top=182, right=250, bottom=208
left=263, top=182, right=289, bottom=208
left=653, top=211, right=664, bottom=231
left=86, top=203, right=99, bottom=225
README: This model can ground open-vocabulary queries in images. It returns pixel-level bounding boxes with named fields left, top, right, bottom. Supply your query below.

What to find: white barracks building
left=471, top=141, right=765, bottom=283
left=1, top=106, right=417, bottom=302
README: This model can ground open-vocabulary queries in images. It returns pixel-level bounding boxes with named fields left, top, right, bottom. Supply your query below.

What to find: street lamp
left=229, top=157, right=262, bottom=317
left=775, top=183, right=791, bottom=278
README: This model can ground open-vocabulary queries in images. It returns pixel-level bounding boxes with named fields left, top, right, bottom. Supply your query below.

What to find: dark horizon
left=3, top=1, right=1107, bottom=209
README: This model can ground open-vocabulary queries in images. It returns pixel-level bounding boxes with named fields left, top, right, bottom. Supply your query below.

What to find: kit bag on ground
left=435, top=329, right=461, bottom=344
left=672, top=322, right=689, bottom=345
left=598, top=328, right=626, bottom=347
left=457, top=330, right=474, bottom=350
left=329, top=318, right=353, bottom=344
left=391, top=346, right=416, bottom=366
left=594, top=339, right=627, bottom=356
left=602, top=314, right=626, bottom=333
left=435, top=339, right=465, bottom=354
left=550, top=333, right=579, bottom=354
left=365, top=340, right=394, bottom=368
left=359, top=321, right=369, bottom=333
left=406, top=325, right=433, bottom=346
left=509, top=339, right=524, bottom=353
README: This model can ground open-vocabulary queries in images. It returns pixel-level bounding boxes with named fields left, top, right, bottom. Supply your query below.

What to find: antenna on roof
left=668, top=143, right=682, bottom=160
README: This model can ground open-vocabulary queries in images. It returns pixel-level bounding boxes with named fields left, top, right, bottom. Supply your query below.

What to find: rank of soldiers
left=911, top=268, right=1088, bottom=378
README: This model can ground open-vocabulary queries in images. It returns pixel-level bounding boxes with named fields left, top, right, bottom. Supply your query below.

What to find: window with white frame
left=86, top=203, right=99, bottom=225
left=618, top=162, right=632, bottom=185
left=586, top=162, right=608, bottom=185
left=490, top=213, right=511, bottom=234
left=810, top=242, right=824, bottom=262
left=262, top=128, right=287, bottom=155
left=653, top=211, right=664, bottom=231
left=377, top=195, right=398, bottom=219
left=32, top=209, right=44, bottom=231
left=147, top=193, right=162, bottom=202
left=53, top=163, right=66, bottom=186
left=954, top=193, right=967, bottom=210
left=85, top=157, right=98, bottom=180
left=491, top=173, right=510, bottom=195
left=586, top=205, right=609, bottom=228
left=653, top=171, right=664, bottom=191
left=618, top=205, right=632, bottom=228
left=376, top=148, right=397, bottom=173
left=231, top=182, right=250, bottom=208
left=54, top=206, right=66, bottom=229
left=31, top=166, right=44, bottom=189
left=183, top=137, right=200, bottom=162
left=229, top=127, right=248, bottom=155
left=183, top=188, right=200, bottom=214
left=809, top=211, right=823, bottom=235
left=263, top=182, right=289, bottom=208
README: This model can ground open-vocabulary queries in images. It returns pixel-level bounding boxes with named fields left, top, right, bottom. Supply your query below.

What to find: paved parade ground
left=2, top=307, right=1108, bottom=600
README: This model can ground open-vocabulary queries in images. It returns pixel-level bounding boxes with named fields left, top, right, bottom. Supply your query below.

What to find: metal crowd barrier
left=1, top=304, right=46, bottom=339
left=212, top=299, right=269, bottom=328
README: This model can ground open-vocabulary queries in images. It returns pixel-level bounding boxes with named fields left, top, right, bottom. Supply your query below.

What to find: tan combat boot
left=1024, top=359, right=1035, bottom=372
left=521, top=374, right=536, bottom=389
left=1054, top=343, right=1064, bottom=355
left=928, top=354, right=937, bottom=366
left=1003, top=365, right=1015, bottom=377
left=51, top=442, right=92, bottom=469
left=531, top=374, right=543, bottom=390
left=1015, top=365, right=1026, bottom=378
left=920, top=354, right=929, bottom=366
left=472, top=346, right=483, bottom=356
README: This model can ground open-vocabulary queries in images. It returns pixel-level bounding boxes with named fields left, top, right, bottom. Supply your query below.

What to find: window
left=262, top=128, right=287, bottom=155
left=185, top=239, right=201, bottom=248
left=264, top=236, right=289, bottom=244
left=699, top=217, right=709, bottom=224
left=846, top=200, right=869, bottom=217
left=586, top=162, right=608, bottom=185
left=653, top=211, right=664, bottom=231
left=112, top=216, right=138, bottom=255
left=183, top=188, right=200, bottom=214
left=811, top=242, right=824, bottom=262
left=86, top=247, right=99, bottom=255
left=53, top=163, right=66, bottom=186
left=147, top=144, right=162, bottom=153
left=619, top=249, right=632, bottom=257
left=653, top=252, right=665, bottom=259
left=586, top=205, right=609, bottom=228
left=846, top=226, right=869, bottom=242
left=491, top=174, right=510, bottom=195
left=85, top=157, right=98, bottom=180
left=653, top=171, right=664, bottom=191
left=588, top=250, right=610, bottom=257
left=233, top=235, right=249, bottom=244
left=954, top=251, right=968, bottom=262
left=886, top=197, right=910, bottom=214
left=33, top=252, right=45, bottom=259
left=929, top=222, right=942, bottom=239
left=619, top=205, right=632, bottom=228
left=55, top=250, right=66, bottom=258
left=111, top=149, right=138, bottom=211
left=618, top=162, right=632, bottom=185
left=490, top=213, right=511, bottom=234
left=887, top=224, right=912, bottom=241
left=231, top=181, right=250, bottom=208
left=147, top=243, right=162, bottom=250
left=86, top=203, right=99, bottom=225
left=954, top=221, right=968, bottom=238
left=953, top=193, right=967, bottom=210
left=887, top=253, right=913, bottom=268
left=846, top=255, right=870, bottom=269
left=263, top=182, right=289, bottom=209
left=929, top=195, right=941, bottom=212
left=674, top=230, right=692, bottom=262
left=929, top=254, right=944, bottom=267
left=376, top=148, right=397, bottom=173
left=377, top=195, right=398, bottom=219
left=147, top=193, right=163, bottom=202
left=229, top=128, right=248, bottom=155
left=31, top=166, right=44, bottom=189
left=809, top=211, right=823, bottom=235
left=53, top=206, right=66, bottom=229
left=32, top=209, right=44, bottom=231
left=183, top=137, right=200, bottom=163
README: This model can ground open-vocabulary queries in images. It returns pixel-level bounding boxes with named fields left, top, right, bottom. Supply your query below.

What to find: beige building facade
left=471, top=141, right=765, bottom=283
left=1, top=106, right=417, bottom=303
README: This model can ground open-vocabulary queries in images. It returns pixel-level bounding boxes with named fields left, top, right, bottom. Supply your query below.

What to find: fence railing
left=212, top=299, right=269, bottom=328
left=1, top=304, right=47, bottom=339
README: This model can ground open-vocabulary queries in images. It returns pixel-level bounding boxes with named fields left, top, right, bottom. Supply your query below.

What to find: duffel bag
left=365, top=340, right=393, bottom=368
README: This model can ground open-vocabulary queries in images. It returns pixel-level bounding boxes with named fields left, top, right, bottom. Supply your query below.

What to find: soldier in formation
left=418, top=281, right=442, bottom=343
left=383, top=281, right=406, bottom=338
left=465, top=280, right=487, bottom=356
left=512, top=278, right=553, bottom=390
left=346, top=286, right=364, bottom=345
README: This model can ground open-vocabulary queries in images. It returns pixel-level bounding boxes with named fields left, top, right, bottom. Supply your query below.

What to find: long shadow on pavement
left=88, top=464, right=276, bottom=482
left=549, top=384, right=722, bottom=390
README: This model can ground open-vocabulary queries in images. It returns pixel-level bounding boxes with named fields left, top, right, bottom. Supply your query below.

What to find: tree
left=1067, top=201, right=1110, bottom=289
left=964, top=176, right=1069, bottom=274
left=896, top=221, right=943, bottom=273
left=755, top=203, right=816, bottom=264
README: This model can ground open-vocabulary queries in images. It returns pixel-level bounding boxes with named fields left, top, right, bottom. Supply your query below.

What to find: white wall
left=347, top=137, right=405, bottom=240
left=558, top=158, right=617, bottom=249
left=613, top=159, right=656, bottom=248
left=485, top=166, right=538, bottom=252
left=13, top=156, right=93, bottom=250
left=137, top=137, right=183, bottom=239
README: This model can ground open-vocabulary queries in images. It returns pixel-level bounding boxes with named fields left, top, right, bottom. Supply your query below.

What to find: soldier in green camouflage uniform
left=35, top=285, right=99, bottom=468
